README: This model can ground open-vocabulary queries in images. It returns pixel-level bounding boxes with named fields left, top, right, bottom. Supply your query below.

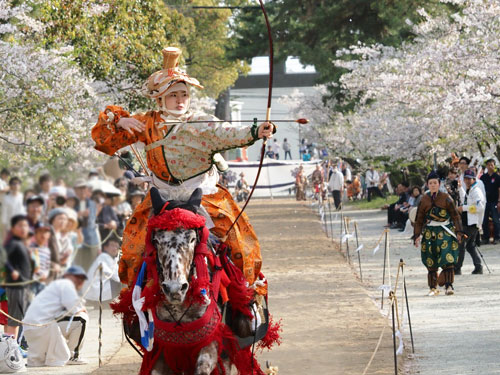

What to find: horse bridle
left=153, top=227, right=205, bottom=327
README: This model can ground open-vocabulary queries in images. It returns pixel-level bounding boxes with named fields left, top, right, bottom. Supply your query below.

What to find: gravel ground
left=328, top=204, right=500, bottom=375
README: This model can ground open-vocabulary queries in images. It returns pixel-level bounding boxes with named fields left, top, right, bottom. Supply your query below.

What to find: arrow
left=156, top=118, right=309, bottom=126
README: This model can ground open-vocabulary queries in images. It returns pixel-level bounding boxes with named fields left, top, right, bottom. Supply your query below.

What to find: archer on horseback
left=91, top=46, right=272, bottom=311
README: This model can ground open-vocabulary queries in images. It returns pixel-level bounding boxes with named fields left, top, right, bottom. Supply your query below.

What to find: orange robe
left=91, top=106, right=265, bottom=295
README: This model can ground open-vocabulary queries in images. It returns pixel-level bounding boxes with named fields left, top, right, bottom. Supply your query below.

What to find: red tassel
left=220, top=249, right=253, bottom=318
left=110, top=288, right=133, bottom=314
left=257, top=314, right=282, bottom=351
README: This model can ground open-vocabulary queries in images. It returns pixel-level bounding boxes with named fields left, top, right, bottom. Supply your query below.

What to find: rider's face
left=162, top=89, right=189, bottom=114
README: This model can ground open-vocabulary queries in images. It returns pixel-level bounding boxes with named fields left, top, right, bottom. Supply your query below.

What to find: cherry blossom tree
left=282, top=0, right=500, bottom=163
left=0, top=0, right=104, bottom=171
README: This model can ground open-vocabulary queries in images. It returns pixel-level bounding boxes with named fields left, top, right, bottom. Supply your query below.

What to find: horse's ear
left=188, top=188, right=203, bottom=211
left=150, top=187, right=167, bottom=216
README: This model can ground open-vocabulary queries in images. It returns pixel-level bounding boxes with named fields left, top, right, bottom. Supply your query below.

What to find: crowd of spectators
left=294, top=158, right=392, bottom=208
left=0, top=167, right=144, bottom=367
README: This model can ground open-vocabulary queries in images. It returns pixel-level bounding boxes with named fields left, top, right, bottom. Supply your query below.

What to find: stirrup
left=427, top=288, right=439, bottom=296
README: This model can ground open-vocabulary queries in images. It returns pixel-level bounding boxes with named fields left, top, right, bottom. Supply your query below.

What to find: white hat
left=49, top=186, right=67, bottom=197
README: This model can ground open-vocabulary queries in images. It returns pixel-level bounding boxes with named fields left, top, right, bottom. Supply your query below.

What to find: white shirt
left=84, top=252, right=120, bottom=301
left=1, top=192, right=25, bottom=228
left=459, top=182, right=486, bottom=227
left=23, top=279, right=84, bottom=331
left=366, top=170, right=380, bottom=188
left=459, top=173, right=486, bottom=204
left=328, top=169, right=344, bottom=191
left=272, top=141, right=281, bottom=154
left=0, top=179, right=7, bottom=202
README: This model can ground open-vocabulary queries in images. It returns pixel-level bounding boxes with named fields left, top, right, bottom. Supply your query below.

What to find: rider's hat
left=142, top=47, right=203, bottom=99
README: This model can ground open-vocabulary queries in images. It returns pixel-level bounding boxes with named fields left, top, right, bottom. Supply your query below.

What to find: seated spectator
left=235, top=172, right=250, bottom=203
left=397, top=186, right=423, bottom=232
left=265, top=145, right=275, bottom=159
left=302, top=149, right=311, bottom=162
left=85, top=233, right=121, bottom=303
left=23, top=265, right=88, bottom=367
left=386, top=182, right=410, bottom=230
left=4, top=215, right=32, bottom=341
left=407, top=186, right=423, bottom=208
left=347, top=175, right=362, bottom=201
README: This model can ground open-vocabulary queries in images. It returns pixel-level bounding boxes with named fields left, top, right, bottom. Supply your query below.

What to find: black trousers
left=367, top=186, right=384, bottom=202
left=58, top=316, right=87, bottom=359
left=387, top=203, right=396, bottom=224
left=332, top=190, right=342, bottom=209
left=284, top=150, right=292, bottom=160
left=456, top=225, right=482, bottom=270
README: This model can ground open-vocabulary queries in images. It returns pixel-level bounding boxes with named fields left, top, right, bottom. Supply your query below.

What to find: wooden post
left=354, top=222, right=363, bottom=282
left=381, top=230, right=388, bottom=309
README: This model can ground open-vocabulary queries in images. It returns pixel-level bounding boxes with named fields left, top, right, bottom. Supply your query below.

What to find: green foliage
left=34, top=0, right=246, bottom=109
left=346, top=195, right=397, bottom=210
left=231, top=0, right=452, bottom=84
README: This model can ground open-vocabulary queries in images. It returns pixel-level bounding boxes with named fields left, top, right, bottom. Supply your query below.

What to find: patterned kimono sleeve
left=197, top=115, right=260, bottom=154
left=91, top=105, right=147, bottom=156
left=413, top=194, right=430, bottom=239
left=445, top=194, right=463, bottom=233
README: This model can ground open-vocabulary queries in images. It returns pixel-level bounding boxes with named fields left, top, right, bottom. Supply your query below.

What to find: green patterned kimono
left=421, top=206, right=459, bottom=269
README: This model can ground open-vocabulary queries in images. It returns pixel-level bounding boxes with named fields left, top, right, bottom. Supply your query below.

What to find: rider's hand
left=117, top=117, right=146, bottom=135
left=258, top=122, right=274, bottom=139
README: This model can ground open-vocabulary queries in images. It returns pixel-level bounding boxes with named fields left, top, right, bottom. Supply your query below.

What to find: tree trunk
left=215, top=89, right=231, bottom=122
left=215, top=89, right=231, bottom=159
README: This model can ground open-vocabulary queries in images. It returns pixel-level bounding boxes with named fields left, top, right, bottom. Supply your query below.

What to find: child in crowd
left=84, top=233, right=121, bottom=303
left=30, top=226, right=52, bottom=295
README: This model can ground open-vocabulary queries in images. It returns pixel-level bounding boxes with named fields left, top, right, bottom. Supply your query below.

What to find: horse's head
left=149, top=187, right=205, bottom=305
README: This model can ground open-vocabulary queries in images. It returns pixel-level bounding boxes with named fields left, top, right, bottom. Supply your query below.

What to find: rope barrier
left=98, top=265, right=103, bottom=367
left=362, top=260, right=406, bottom=375
left=310, top=191, right=415, bottom=374
left=80, top=228, right=123, bottom=249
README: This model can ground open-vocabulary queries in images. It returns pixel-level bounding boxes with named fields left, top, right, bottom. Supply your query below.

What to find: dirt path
left=88, top=198, right=396, bottom=374
left=250, top=198, right=395, bottom=374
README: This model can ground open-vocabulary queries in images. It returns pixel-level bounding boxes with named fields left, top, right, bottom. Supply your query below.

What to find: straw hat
left=143, top=47, right=203, bottom=99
